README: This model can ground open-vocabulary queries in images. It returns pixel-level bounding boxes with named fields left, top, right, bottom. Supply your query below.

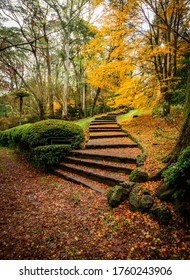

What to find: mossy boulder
left=150, top=204, right=172, bottom=225
left=129, top=185, right=154, bottom=212
left=107, top=185, right=129, bottom=208
left=129, top=185, right=141, bottom=211
left=129, top=168, right=148, bottom=182
left=136, top=154, right=146, bottom=167
left=139, top=195, right=154, bottom=211
left=119, top=181, right=135, bottom=191
left=156, top=183, right=176, bottom=201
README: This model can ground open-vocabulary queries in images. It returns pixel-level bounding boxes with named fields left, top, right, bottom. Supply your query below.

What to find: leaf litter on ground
left=0, top=112, right=190, bottom=260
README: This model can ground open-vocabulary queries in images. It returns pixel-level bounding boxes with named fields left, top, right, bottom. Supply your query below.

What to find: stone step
left=70, top=150, right=137, bottom=164
left=64, top=156, right=135, bottom=173
left=90, top=120, right=117, bottom=125
left=89, top=128, right=121, bottom=132
left=53, top=169, right=108, bottom=194
left=58, top=162, right=129, bottom=186
left=86, top=137, right=137, bottom=145
left=85, top=143, right=138, bottom=149
left=89, top=124, right=119, bottom=127
left=95, top=115, right=117, bottom=121
left=90, top=133, right=128, bottom=139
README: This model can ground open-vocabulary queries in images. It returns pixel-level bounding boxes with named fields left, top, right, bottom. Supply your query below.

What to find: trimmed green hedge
left=21, top=119, right=84, bottom=149
left=31, top=144, right=71, bottom=171
left=0, top=120, right=84, bottom=150
left=0, top=119, right=85, bottom=170
left=0, top=124, right=30, bottom=148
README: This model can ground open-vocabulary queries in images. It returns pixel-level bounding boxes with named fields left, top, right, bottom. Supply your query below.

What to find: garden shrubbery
left=0, top=119, right=85, bottom=170
left=31, top=144, right=71, bottom=171
left=162, top=146, right=190, bottom=217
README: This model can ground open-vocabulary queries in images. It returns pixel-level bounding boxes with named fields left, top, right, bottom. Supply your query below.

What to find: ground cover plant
left=0, top=112, right=189, bottom=260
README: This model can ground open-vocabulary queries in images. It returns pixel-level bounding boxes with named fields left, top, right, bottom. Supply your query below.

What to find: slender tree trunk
left=38, top=100, right=45, bottom=120
left=82, top=83, right=87, bottom=117
left=162, top=91, right=171, bottom=116
left=91, top=87, right=101, bottom=116
left=62, top=40, right=70, bottom=119
left=19, top=97, right=23, bottom=125
left=44, top=19, right=54, bottom=117
left=44, top=32, right=54, bottom=118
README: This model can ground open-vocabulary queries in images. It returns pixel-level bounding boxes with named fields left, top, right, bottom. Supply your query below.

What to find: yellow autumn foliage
left=83, top=0, right=189, bottom=110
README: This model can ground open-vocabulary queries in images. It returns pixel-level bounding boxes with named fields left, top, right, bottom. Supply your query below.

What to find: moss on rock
left=129, top=168, right=148, bottom=182
left=107, top=185, right=129, bottom=208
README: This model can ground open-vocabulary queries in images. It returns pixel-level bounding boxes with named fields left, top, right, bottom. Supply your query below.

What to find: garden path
left=54, top=115, right=142, bottom=193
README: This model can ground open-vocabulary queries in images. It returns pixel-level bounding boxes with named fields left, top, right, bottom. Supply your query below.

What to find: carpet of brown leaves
left=0, top=113, right=190, bottom=260
left=118, top=113, right=181, bottom=175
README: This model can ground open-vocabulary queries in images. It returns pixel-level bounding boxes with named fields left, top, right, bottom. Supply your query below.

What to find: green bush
left=0, top=119, right=85, bottom=150
left=21, top=119, right=84, bottom=150
left=163, top=146, right=190, bottom=199
left=0, top=124, right=32, bottom=149
left=0, top=130, right=9, bottom=146
left=0, top=119, right=85, bottom=170
left=31, top=144, right=71, bottom=170
left=129, top=168, right=148, bottom=182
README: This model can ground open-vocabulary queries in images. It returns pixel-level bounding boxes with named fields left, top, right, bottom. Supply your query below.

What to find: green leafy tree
left=44, top=0, right=90, bottom=119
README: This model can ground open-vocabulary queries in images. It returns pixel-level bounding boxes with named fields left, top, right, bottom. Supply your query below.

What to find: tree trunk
left=162, top=91, right=171, bottom=116
left=91, top=87, right=101, bottom=116
left=19, top=97, right=23, bottom=125
left=46, top=48, right=54, bottom=118
left=62, top=40, right=70, bottom=120
left=38, top=100, right=45, bottom=120
left=155, top=72, right=190, bottom=218
left=172, top=72, right=190, bottom=160
left=44, top=23, right=54, bottom=118
left=82, top=84, right=87, bottom=118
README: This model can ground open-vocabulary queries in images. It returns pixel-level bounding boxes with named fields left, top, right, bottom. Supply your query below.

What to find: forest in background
left=0, top=0, right=189, bottom=124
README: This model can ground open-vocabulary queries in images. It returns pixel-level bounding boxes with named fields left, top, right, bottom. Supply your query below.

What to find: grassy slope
left=73, top=117, right=94, bottom=129
left=117, top=108, right=152, bottom=121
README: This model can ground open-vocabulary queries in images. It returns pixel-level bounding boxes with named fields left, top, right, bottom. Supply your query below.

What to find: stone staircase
left=53, top=115, right=142, bottom=194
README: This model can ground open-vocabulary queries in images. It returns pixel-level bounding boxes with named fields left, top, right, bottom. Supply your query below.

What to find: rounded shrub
left=0, top=119, right=85, bottom=150
left=0, top=119, right=85, bottom=171
left=0, top=130, right=9, bottom=146
left=31, top=144, right=71, bottom=170
left=20, top=119, right=85, bottom=150
left=0, top=124, right=32, bottom=148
